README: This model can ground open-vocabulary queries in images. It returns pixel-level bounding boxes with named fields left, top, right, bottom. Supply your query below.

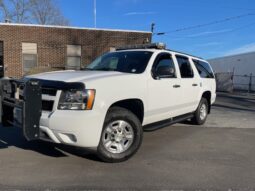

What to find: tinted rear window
left=193, top=59, right=214, bottom=78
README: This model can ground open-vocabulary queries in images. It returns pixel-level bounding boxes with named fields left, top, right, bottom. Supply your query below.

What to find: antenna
left=94, top=0, right=97, bottom=28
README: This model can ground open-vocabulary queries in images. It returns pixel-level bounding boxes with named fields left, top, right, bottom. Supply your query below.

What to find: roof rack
left=116, top=42, right=166, bottom=51
left=115, top=43, right=204, bottom=60
left=167, top=49, right=203, bottom=59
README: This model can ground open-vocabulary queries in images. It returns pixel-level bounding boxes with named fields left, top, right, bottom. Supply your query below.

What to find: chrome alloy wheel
left=199, top=103, right=207, bottom=120
left=102, top=120, right=134, bottom=154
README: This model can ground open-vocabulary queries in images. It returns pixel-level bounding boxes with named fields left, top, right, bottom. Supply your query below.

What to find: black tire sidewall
left=97, top=107, right=143, bottom=162
left=193, top=98, right=209, bottom=125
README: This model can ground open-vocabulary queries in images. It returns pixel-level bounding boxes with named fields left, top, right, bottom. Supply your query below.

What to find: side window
left=193, top=59, right=214, bottom=78
left=176, top=55, right=194, bottom=78
left=152, top=53, right=176, bottom=79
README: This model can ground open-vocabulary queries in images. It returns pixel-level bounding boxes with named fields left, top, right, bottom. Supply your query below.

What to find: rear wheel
left=191, top=98, right=209, bottom=125
left=97, top=107, right=143, bottom=163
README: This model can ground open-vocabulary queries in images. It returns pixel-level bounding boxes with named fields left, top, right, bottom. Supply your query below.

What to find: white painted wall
left=208, top=51, right=255, bottom=75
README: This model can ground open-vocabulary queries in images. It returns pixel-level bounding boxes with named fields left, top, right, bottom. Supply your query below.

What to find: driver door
left=147, top=53, right=182, bottom=124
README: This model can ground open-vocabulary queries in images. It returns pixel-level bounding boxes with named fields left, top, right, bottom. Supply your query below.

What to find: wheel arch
left=108, top=99, right=144, bottom=124
left=201, top=91, right=211, bottom=113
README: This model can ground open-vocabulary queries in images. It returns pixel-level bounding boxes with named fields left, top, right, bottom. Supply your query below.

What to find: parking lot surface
left=0, top=93, right=255, bottom=190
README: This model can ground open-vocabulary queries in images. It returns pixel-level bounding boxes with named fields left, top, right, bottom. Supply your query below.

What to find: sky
left=58, top=0, right=255, bottom=59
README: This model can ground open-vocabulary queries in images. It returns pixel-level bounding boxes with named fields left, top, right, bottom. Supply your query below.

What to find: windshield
left=85, top=51, right=153, bottom=74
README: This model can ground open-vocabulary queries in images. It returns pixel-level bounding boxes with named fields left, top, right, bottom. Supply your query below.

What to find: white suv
left=1, top=43, right=216, bottom=162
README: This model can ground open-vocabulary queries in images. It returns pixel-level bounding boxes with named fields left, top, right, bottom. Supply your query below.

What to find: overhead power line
left=162, top=22, right=255, bottom=39
left=220, top=7, right=255, bottom=12
left=155, top=13, right=255, bottom=35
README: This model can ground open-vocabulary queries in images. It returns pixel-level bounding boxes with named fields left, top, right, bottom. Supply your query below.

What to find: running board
left=143, top=113, right=194, bottom=132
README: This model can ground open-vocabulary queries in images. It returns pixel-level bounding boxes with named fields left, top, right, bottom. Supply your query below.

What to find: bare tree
left=0, top=0, right=32, bottom=23
left=0, top=0, right=10, bottom=21
left=30, top=0, right=69, bottom=26
left=0, top=0, right=69, bottom=25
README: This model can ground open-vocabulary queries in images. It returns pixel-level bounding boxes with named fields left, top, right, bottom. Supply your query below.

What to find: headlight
left=58, top=89, right=96, bottom=110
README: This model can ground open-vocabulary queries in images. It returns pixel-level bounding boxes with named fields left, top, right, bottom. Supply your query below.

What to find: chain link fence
left=215, top=72, right=255, bottom=93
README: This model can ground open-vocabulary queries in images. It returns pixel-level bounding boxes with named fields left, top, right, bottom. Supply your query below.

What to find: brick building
left=0, top=23, right=151, bottom=78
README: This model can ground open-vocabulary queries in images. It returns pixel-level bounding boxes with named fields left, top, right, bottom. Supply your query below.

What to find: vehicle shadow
left=0, top=124, right=100, bottom=161
left=178, top=93, right=255, bottom=126
left=217, top=92, right=255, bottom=105
left=212, top=103, right=255, bottom=112
left=214, top=93, right=255, bottom=112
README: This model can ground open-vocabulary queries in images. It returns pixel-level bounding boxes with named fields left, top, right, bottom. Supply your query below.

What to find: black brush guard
left=0, top=78, right=42, bottom=141
left=0, top=78, right=85, bottom=141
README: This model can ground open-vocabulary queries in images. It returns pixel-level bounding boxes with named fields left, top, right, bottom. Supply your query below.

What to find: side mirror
left=155, top=65, right=175, bottom=79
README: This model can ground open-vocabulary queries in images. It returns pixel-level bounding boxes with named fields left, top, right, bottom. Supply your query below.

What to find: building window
left=66, top=45, right=81, bottom=70
left=109, top=47, right=116, bottom=52
left=22, top=43, right=37, bottom=73
left=0, top=41, right=3, bottom=77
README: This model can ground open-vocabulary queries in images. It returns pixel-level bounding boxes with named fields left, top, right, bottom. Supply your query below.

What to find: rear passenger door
left=175, top=55, right=200, bottom=114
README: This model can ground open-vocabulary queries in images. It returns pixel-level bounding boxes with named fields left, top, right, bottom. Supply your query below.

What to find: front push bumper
left=1, top=78, right=42, bottom=140
left=0, top=78, right=104, bottom=148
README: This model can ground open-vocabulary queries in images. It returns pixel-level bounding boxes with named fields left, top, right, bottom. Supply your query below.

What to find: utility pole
left=151, top=23, right=165, bottom=36
left=151, top=23, right=155, bottom=34
left=150, top=23, right=165, bottom=42
left=150, top=23, right=155, bottom=42
left=94, top=0, right=97, bottom=28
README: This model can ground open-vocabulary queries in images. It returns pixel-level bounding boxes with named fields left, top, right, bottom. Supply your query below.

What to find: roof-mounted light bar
left=116, top=42, right=166, bottom=51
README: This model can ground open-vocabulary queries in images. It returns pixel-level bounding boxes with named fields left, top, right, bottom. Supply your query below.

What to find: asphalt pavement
left=0, top=93, right=255, bottom=190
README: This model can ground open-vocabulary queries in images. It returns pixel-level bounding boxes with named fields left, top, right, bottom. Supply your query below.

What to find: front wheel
left=191, top=98, right=209, bottom=125
left=97, top=107, right=143, bottom=163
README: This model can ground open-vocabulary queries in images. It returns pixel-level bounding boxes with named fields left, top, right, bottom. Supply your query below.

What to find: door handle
left=192, top=83, right=198, bottom=87
left=173, top=85, right=181, bottom=88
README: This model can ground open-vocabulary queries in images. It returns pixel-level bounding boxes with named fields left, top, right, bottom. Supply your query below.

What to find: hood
left=28, top=70, right=129, bottom=83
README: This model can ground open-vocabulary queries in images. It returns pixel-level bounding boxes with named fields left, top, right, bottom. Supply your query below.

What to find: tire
left=191, top=98, right=209, bottom=125
left=97, top=106, right=143, bottom=163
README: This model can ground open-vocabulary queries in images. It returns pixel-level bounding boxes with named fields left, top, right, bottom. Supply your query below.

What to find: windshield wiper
left=82, top=68, right=95, bottom=71
left=82, top=67, right=116, bottom=71
left=93, top=68, right=115, bottom=71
